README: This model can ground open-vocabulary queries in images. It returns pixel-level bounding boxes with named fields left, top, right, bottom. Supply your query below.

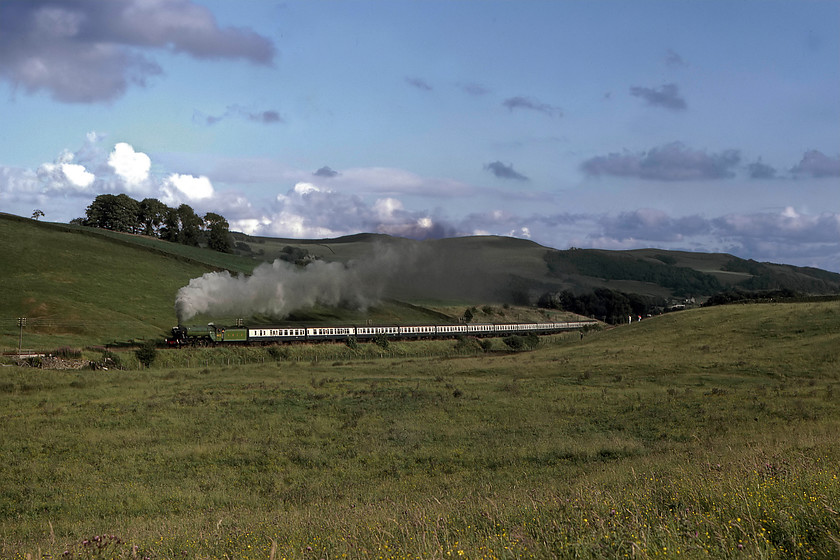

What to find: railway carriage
left=167, top=320, right=596, bottom=347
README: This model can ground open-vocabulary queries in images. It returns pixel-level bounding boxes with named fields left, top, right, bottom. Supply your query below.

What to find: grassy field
left=0, top=216, right=224, bottom=349
left=0, top=214, right=583, bottom=350
left=1, top=301, right=838, bottom=559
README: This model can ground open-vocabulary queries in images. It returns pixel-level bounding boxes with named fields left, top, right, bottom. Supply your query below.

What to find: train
left=166, top=320, right=597, bottom=347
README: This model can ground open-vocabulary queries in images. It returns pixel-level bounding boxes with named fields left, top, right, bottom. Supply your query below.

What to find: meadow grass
left=0, top=216, right=220, bottom=349
left=1, top=302, right=839, bottom=559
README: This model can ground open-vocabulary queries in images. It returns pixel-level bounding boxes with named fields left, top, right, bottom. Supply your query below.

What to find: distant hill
left=2, top=212, right=839, bottom=346
left=229, top=230, right=840, bottom=305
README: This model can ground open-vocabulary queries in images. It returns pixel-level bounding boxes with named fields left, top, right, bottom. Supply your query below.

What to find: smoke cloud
left=174, top=246, right=418, bottom=323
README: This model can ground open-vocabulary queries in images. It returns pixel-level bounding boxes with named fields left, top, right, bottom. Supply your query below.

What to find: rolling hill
left=2, top=212, right=839, bottom=348
left=229, top=229, right=840, bottom=304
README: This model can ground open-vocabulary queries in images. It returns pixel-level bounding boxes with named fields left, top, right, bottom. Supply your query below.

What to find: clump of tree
left=538, top=288, right=664, bottom=325
left=72, top=194, right=231, bottom=253
left=703, top=288, right=800, bottom=307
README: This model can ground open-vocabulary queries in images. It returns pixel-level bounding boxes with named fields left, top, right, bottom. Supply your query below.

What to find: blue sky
left=1, top=0, right=838, bottom=270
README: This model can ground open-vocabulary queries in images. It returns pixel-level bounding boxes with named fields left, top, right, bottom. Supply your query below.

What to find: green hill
left=3, top=212, right=840, bottom=348
left=0, top=213, right=229, bottom=349
left=0, top=216, right=558, bottom=348
left=231, top=230, right=840, bottom=304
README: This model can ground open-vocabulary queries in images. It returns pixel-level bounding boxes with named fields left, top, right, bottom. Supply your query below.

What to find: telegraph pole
left=17, top=317, right=26, bottom=355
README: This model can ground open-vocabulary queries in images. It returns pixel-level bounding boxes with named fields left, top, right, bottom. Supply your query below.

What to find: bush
left=503, top=334, right=539, bottom=351
left=135, top=342, right=157, bottom=368
left=454, top=336, right=482, bottom=353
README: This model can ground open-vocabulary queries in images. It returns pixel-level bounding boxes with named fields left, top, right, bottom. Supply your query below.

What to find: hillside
left=0, top=213, right=227, bottom=349
left=3, top=212, right=839, bottom=347
left=0, top=216, right=570, bottom=348
left=231, top=230, right=840, bottom=305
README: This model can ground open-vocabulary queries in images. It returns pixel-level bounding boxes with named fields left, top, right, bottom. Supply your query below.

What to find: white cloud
left=230, top=217, right=271, bottom=235
left=61, top=162, right=95, bottom=188
left=162, top=173, right=215, bottom=205
left=292, top=182, right=323, bottom=196
left=108, top=142, right=150, bottom=186
left=35, top=149, right=96, bottom=195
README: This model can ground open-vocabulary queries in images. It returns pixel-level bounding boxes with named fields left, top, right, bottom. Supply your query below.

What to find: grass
left=0, top=215, right=577, bottom=350
left=1, top=302, right=839, bottom=559
left=0, top=215, right=226, bottom=348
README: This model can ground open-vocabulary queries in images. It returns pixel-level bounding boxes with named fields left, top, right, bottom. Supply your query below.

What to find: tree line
left=538, top=288, right=664, bottom=325
left=71, top=194, right=231, bottom=253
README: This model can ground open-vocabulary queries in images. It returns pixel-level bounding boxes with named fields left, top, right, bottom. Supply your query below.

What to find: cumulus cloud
left=714, top=207, right=840, bottom=244
left=581, top=142, right=741, bottom=181
left=629, top=83, right=687, bottom=111
left=0, top=133, right=245, bottom=224
left=0, top=0, right=275, bottom=103
left=162, top=173, right=215, bottom=205
left=231, top=181, right=456, bottom=241
left=36, top=150, right=96, bottom=194
left=502, top=96, right=561, bottom=117
left=790, top=150, right=840, bottom=178
left=108, top=142, right=151, bottom=187
left=195, top=105, right=284, bottom=126
left=484, top=161, right=529, bottom=181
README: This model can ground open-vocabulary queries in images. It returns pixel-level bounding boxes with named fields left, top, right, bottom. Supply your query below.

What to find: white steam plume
left=174, top=249, right=414, bottom=323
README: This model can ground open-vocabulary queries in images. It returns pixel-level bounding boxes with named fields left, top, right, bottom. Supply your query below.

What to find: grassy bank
left=1, top=303, right=839, bottom=559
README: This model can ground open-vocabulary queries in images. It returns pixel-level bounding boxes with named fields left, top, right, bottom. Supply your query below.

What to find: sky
left=1, top=0, right=838, bottom=271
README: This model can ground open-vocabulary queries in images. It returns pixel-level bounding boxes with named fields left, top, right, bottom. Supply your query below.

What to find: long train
left=166, top=320, right=596, bottom=347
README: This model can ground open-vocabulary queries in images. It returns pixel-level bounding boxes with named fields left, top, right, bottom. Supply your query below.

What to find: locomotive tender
left=167, top=320, right=595, bottom=347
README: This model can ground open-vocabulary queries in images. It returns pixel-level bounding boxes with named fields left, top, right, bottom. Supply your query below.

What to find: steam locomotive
left=167, top=320, right=596, bottom=347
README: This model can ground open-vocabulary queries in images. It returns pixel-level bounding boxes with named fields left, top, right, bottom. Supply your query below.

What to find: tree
left=463, top=307, right=475, bottom=323
left=138, top=198, right=168, bottom=237
left=204, top=212, right=231, bottom=253
left=135, top=341, right=157, bottom=368
left=31, top=209, right=44, bottom=220
left=159, top=207, right=181, bottom=242
left=84, top=194, right=140, bottom=233
left=177, top=204, right=202, bottom=246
